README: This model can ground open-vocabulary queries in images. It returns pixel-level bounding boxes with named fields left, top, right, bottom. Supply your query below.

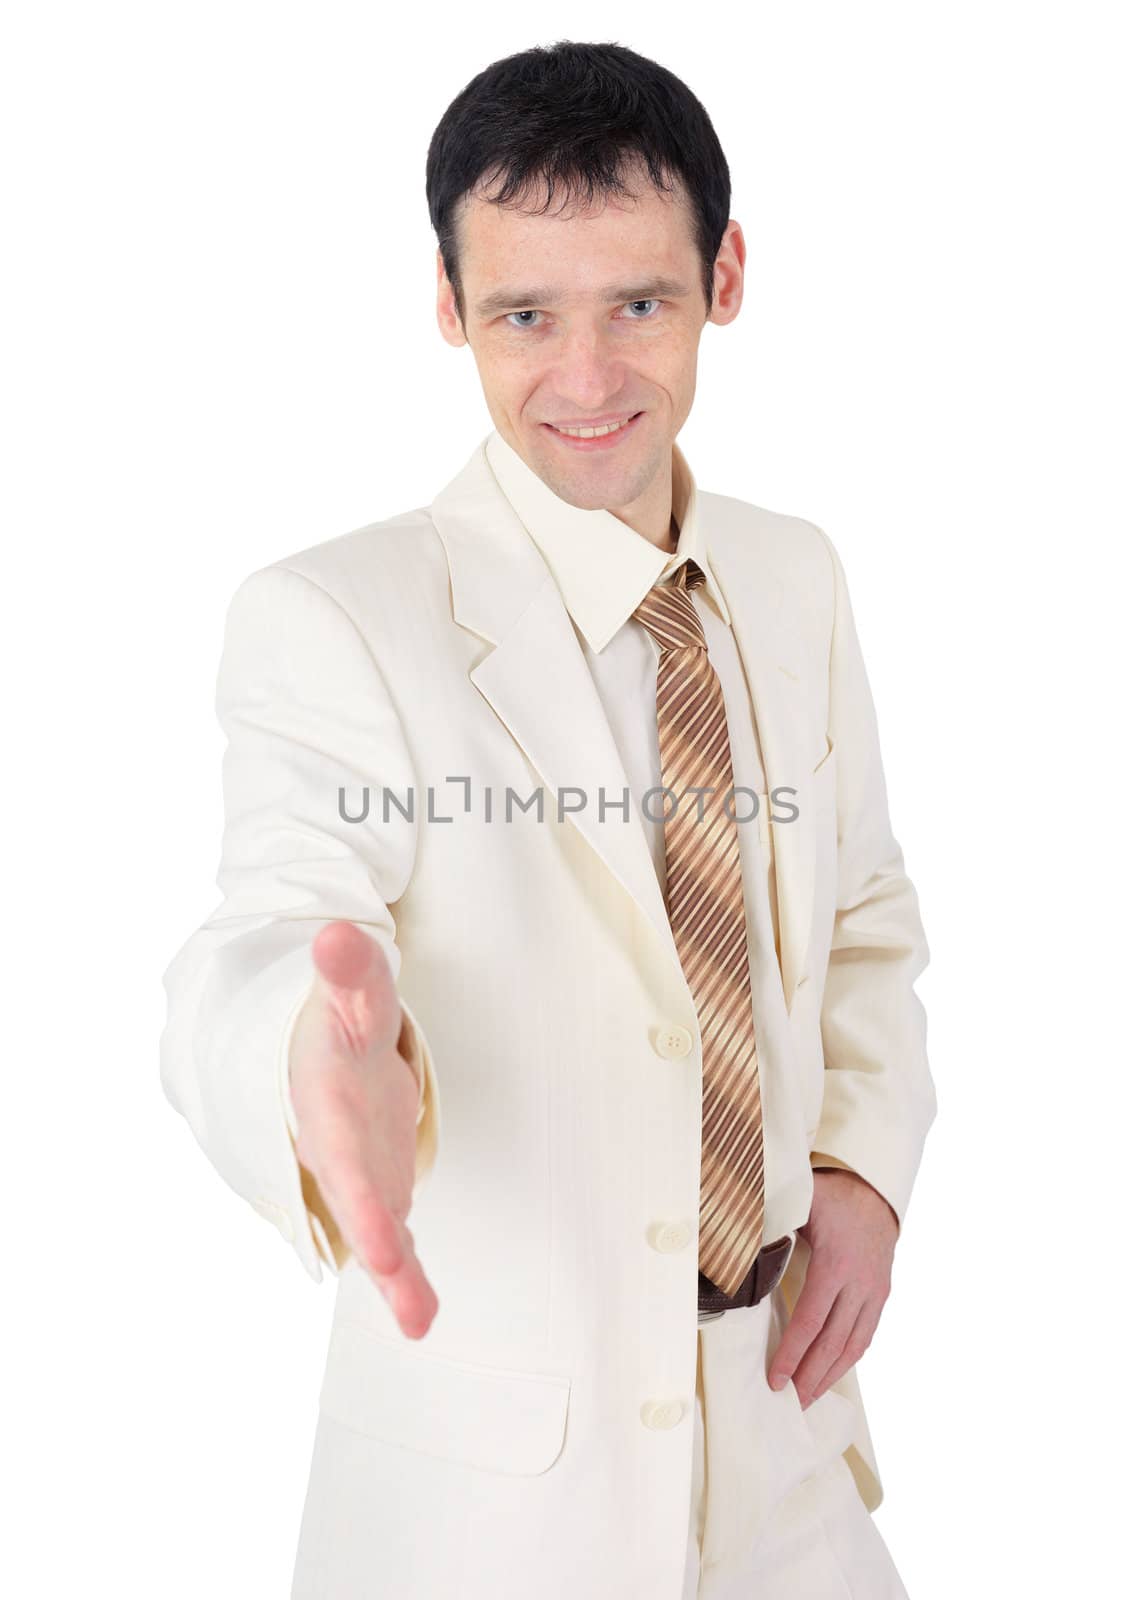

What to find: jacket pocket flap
left=319, top=1320, right=571, bottom=1476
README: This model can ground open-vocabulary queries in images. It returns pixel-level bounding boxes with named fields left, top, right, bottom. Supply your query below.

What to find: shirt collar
left=484, top=428, right=731, bottom=653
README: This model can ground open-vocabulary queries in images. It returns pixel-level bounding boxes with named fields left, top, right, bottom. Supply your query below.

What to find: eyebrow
left=473, top=276, right=692, bottom=319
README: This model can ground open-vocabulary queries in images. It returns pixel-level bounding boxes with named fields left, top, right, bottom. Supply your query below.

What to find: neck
left=607, top=450, right=677, bottom=553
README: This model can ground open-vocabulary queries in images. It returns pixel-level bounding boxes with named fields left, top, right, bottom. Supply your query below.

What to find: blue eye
left=504, top=300, right=662, bottom=330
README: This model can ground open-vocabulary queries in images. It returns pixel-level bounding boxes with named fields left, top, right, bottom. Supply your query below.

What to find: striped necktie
left=632, top=556, right=765, bottom=1296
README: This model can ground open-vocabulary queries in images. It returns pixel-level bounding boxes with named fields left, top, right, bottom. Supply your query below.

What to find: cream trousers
left=682, top=1291, right=910, bottom=1598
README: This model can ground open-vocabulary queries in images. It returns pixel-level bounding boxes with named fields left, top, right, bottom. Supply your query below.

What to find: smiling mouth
left=543, top=412, right=643, bottom=441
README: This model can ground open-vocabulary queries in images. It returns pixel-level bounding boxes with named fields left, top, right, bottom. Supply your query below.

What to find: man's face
left=437, top=165, right=743, bottom=521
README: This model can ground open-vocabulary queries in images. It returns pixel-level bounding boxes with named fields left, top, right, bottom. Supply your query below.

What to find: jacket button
left=641, top=1399, right=685, bottom=1430
left=653, top=1023, right=693, bottom=1059
left=648, top=1220, right=692, bottom=1253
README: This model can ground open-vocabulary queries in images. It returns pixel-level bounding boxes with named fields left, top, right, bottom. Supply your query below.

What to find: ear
left=708, top=220, right=745, bottom=327
left=436, top=248, right=467, bottom=348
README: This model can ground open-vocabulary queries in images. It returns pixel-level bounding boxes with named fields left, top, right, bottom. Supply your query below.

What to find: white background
left=4, top=3, right=1126, bottom=1594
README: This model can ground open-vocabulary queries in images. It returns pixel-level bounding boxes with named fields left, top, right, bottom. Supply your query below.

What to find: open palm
left=288, top=920, right=438, bottom=1338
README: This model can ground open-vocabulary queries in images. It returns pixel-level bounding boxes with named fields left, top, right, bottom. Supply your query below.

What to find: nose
left=549, top=328, right=628, bottom=413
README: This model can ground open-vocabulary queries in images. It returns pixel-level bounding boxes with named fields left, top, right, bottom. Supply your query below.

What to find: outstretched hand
left=288, top=920, right=439, bottom=1339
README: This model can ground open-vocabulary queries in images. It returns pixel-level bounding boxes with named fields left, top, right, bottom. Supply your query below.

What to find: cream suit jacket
left=159, top=433, right=936, bottom=1600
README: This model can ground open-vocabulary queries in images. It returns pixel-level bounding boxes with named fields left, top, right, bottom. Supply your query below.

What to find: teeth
left=553, top=417, right=633, bottom=438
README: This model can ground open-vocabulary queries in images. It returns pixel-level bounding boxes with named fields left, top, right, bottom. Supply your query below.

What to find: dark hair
left=425, top=40, right=731, bottom=328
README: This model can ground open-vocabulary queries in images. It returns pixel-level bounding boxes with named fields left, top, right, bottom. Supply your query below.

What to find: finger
left=807, top=1297, right=881, bottom=1402
left=790, top=1287, right=863, bottom=1407
left=348, top=1191, right=437, bottom=1338
left=767, top=1265, right=839, bottom=1390
left=381, top=1225, right=440, bottom=1340
left=313, top=1146, right=438, bottom=1335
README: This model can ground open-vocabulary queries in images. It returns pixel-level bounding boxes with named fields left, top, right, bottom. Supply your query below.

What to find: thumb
left=310, top=921, right=401, bottom=1054
left=311, top=919, right=389, bottom=990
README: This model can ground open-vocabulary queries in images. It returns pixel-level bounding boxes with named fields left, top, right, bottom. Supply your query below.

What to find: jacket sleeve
left=806, top=525, right=937, bottom=1231
left=809, top=1152, right=857, bottom=1175
left=159, top=563, right=441, bottom=1284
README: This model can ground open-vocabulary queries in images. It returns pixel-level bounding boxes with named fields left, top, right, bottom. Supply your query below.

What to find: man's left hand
left=766, top=1169, right=899, bottom=1410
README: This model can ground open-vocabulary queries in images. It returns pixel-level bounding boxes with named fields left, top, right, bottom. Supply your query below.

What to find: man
left=160, top=39, right=936, bottom=1600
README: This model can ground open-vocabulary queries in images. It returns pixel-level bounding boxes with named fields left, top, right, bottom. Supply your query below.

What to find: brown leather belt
left=697, top=1233, right=796, bottom=1315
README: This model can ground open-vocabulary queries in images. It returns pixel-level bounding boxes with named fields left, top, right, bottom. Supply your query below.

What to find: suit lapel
left=706, top=507, right=818, bottom=1011
left=429, top=441, right=686, bottom=986
left=429, top=441, right=819, bottom=1011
